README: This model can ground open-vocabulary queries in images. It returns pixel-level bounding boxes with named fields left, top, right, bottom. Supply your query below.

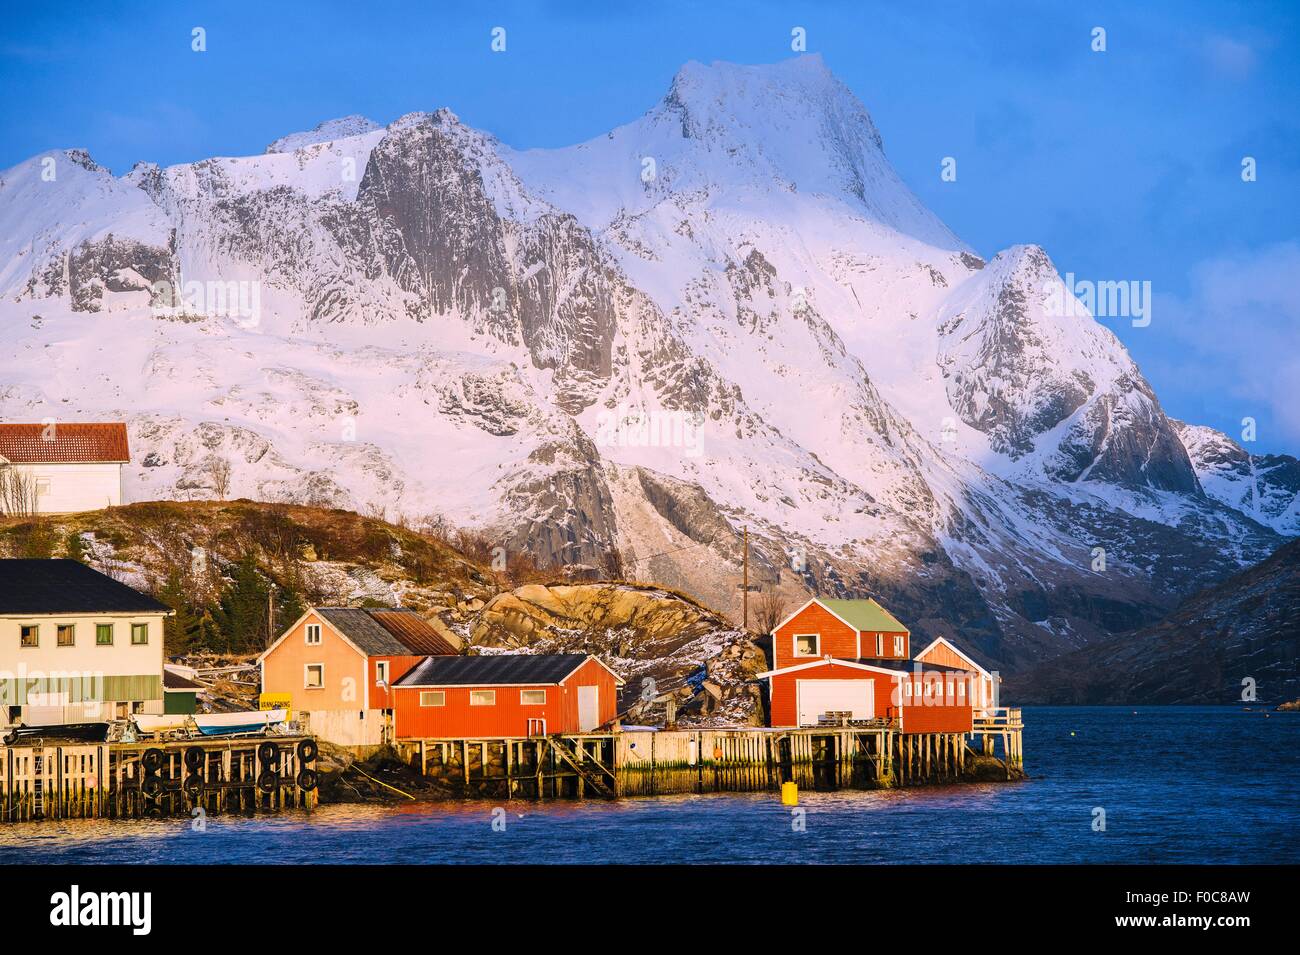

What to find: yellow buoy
left=781, top=781, right=798, bottom=806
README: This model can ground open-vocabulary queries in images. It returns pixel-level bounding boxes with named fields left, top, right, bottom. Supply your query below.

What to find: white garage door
left=797, top=680, right=873, bottom=727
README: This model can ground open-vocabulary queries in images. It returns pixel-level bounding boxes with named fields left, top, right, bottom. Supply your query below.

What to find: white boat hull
left=193, top=709, right=287, bottom=736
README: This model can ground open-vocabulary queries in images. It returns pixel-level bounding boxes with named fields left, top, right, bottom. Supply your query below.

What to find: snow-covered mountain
left=2, top=55, right=1294, bottom=670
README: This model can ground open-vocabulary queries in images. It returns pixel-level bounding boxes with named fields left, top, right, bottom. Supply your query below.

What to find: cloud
left=1202, top=35, right=1257, bottom=80
left=1160, top=242, right=1300, bottom=447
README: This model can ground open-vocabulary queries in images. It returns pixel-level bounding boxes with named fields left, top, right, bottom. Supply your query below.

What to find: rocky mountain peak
left=265, top=115, right=381, bottom=153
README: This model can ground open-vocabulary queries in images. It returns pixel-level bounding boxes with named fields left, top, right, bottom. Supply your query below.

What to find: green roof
left=820, top=598, right=909, bottom=634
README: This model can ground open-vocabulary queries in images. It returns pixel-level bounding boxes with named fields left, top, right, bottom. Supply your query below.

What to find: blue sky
left=3, top=0, right=1297, bottom=453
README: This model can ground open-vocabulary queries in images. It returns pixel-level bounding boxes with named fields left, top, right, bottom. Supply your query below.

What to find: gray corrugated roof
left=395, top=653, right=592, bottom=687
left=0, top=560, right=170, bottom=614
left=315, top=607, right=412, bottom=655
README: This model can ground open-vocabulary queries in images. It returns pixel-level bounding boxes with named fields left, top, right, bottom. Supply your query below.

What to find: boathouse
left=913, top=635, right=998, bottom=714
left=760, top=597, right=981, bottom=733
left=392, top=654, right=623, bottom=739
left=258, top=607, right=459, bottom=748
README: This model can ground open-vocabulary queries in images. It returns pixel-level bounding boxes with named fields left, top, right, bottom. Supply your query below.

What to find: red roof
left=0, top=423, right=130, bottom=464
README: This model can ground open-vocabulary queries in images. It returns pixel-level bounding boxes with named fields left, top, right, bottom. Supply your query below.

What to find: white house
left=0, top=422, right=128, bottom=514
left=0, top=559, right=171, bottom=726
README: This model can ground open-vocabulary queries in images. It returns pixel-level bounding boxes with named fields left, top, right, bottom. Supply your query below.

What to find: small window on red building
left=794, top=634, right=819, bottom=656
left=893, top=635, right=905, bottom=656
left=520, top=689, right=546, bottom=705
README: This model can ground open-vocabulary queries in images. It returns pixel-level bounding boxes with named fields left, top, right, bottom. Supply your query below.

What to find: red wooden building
left=760, top=597, right=979, bottom=733
left=393, top=653, right=623, bottom=739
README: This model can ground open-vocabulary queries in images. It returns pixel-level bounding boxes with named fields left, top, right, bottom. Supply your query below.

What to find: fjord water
left=2, top=707, right=1296, bottom=864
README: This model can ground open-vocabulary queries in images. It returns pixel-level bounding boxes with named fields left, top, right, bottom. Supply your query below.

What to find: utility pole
left=742, top=525, right=749, bottom=632
left=267, top=583, right=276, bottom=649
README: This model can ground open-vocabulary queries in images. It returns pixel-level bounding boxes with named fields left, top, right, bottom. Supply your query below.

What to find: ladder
left=546, top=738, right=616, bottom=798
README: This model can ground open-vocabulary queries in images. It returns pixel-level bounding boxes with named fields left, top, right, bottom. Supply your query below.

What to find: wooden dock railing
left=973, top=707, right=1022, bottom=730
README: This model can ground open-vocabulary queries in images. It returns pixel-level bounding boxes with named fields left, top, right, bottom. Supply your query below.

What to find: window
left=419, top=691, right=445, bottom=707
left=875, top=634, right=883, bottom=656
left=57, top=624, right=75, bottom=647
left=375, top=661, right=389, bottom=684
left=304, top=664, right=324, bottom=689
left=20, top=625, right=38, bottom=648
left=793, top=633, right=819, bottom=656
left=893, top=635, right=905, bottom=656
left=469, top=690, right=496, bottom=706
left=35, top=478, right=50, bottom=497
left=96, top=623, right=114, bottom=646
left=131, top=623, right=149, bottom=645
left=305, top=624, right=322, bottom=645
left=520, top=689, right=546, bottom=705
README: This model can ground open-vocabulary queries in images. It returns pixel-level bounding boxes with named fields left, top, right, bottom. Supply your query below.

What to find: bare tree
left=753, top=585, right=789, bottom=635
left=0, top=465, right=38, bottom=517
left=202, top=455, right=233, bottom=501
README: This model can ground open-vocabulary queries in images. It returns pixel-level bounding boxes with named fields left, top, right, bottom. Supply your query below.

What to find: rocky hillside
left=1009, top=538, right=1300, bottom=705
left=2, top=55, right=1296, bottom=675
left=471, top=581, right=765, bottom=725
left=0, top=501, right=759, bottom=724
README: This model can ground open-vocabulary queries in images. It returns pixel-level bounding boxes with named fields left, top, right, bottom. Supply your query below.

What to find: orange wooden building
left=258, top=606, right=459, bottom=747
left=760, top=597, right=982, bottom=734
left=393, top=653, right=624, bottom=739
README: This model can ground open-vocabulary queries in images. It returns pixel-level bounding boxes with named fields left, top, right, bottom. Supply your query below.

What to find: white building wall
left=14, top=462, right=123, bottom=514
left=0, top=611, right=166, bottom=725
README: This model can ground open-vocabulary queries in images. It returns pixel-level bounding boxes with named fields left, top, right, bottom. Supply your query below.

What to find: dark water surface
left=2, top=707, right=1296, bottom=864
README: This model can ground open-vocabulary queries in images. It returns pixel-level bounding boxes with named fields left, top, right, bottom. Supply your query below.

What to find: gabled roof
left=819, top=598, right=909, bottom=634
left=913, top=635, right=991, bottom=676
left=395, top=653, right=621, bottom=688
left=757, top=658, right=974, bottom=680
left=0, top=559, right=170, bottom=615
left=0, top=423, right=129, bottom=464
left=314, top=607, right=458, bottom=656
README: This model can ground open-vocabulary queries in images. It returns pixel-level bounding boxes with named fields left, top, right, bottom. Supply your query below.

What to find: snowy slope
left=0, top=55, right=1289, bottom=670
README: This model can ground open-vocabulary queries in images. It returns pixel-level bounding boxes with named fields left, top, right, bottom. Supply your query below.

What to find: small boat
left=192, top=709, right=287, bottom=737
left=4, top=722, right=110, bottom=745
left=131, top=714, right=192, bottom=735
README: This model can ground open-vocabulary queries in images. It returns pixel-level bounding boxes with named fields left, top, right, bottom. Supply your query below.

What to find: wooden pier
left=399, top=709, right=1024, bottom=799
left=0, top=735, right=320, bottom=822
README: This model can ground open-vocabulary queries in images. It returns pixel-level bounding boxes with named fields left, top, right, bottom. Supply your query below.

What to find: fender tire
left=256, top=770, right=279, bottom=794
left=183, top=775, right=204, bottom=799
left=257, top=742, right=280, bottom=768
left=142, top=748, right=164, bottom=773
left=184, top=746, right=204, bottom=772
left=296, top=769, right=319, bottom=792
left=296, top=739, right=318, bottom=763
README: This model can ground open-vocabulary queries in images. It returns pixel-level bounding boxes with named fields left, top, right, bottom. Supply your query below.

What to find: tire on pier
left=142, top=748, right=164, bottom=773
left=256, top=770, right=279, bottom=794
left=184, top=746, right=204, bottom=772
left=183, top=775, right=204, bottom=799
left=257, top=742, right=281, bottom=769
left=141, top=775, right=164, bottom=798
left=296, top=739, right=318, bottom=763
left=296, top=769, right=319, bottom=791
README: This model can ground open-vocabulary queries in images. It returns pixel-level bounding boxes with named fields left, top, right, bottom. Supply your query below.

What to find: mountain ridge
left=1, top=55, right=1294, bottom=676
